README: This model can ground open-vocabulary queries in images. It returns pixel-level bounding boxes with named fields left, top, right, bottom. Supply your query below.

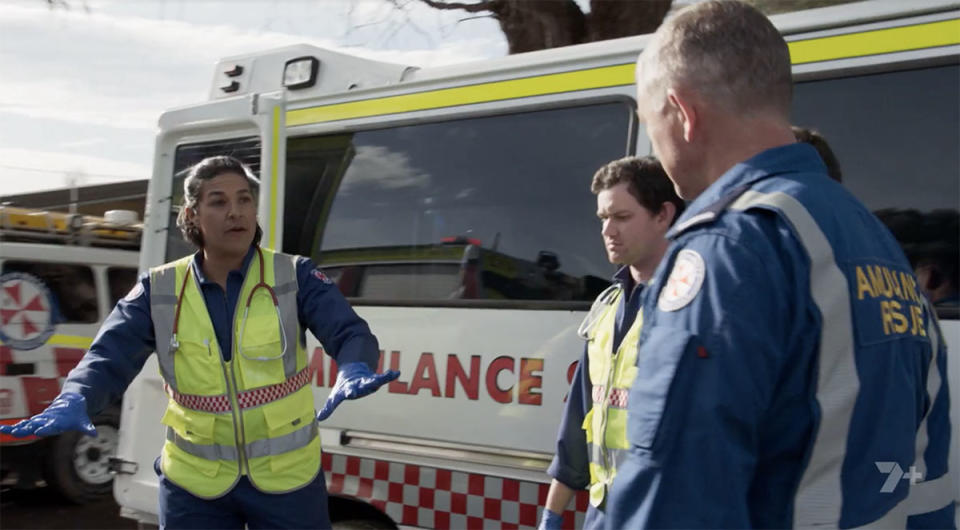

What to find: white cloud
left=0, top=3, right=498, bottom=129
left=0, top=147, right=150, bottom=196
left=339, top=145, right=431, bottom=193
left=0, top=0, right=504, bottom=194
left=58, top=137, right=107, bottom=149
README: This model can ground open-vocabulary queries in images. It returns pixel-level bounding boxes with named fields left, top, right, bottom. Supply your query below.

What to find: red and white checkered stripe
left=607, top=388, right=628, bottom=409
left=165, top=388, right=231, bottom=413
left=323, top=452, right=589, bottom=530
left=590, top=385, right=629, bottom=409
left=236, top=367, right=312, bottom=409
left=166, top=367, right=313, bottom=413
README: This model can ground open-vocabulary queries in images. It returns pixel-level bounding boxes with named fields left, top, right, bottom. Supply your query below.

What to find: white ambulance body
left=0, top=207, right=141, bottom=503
left=115, top=1, right=960, bottom=527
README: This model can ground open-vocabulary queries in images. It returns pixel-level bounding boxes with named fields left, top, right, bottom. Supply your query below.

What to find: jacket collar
left=191, top=245, right=257, bottom=286
left=667, top=143, right=827, bottom=239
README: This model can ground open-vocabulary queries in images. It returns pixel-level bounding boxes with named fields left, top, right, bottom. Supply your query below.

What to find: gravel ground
left=0, top=486, right=137, bottom=530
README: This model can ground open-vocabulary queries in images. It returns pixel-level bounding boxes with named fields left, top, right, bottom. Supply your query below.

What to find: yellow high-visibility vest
left=149, top=247, right=320, bottom=498
left=581, top=286, right=642, bottom=507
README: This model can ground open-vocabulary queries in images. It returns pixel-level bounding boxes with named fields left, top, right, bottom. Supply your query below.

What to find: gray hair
left=175, top=155, right=262, bottom=248
left=638, top=0, right=792, bottom=118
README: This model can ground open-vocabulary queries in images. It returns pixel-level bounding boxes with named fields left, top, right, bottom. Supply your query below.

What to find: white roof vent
left=104, top=210, right=139, bottom=225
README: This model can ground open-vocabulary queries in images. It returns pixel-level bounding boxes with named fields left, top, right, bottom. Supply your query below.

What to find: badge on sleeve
left=658, top=249, right=705, bottom=312
left=123, top=282, right=144, bottom=302
left=312, top=269, right=333, bottom=284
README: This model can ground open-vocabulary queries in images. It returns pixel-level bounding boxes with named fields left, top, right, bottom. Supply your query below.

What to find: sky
left=0, top=0, right=513, bottom=196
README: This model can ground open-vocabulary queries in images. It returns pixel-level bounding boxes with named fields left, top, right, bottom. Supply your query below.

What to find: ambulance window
left=285, top=102, right=633, bottom=306
left=165, top=137, right=262, bottom=261
left=1, top=262, right=98, bottom=323
left=107, top=267, right=139, bottom=307
left=793, top=64, right=959, bottom=318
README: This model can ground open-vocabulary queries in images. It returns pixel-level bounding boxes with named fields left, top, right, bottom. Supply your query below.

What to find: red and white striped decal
left=322, top=452, right=589, bottom=529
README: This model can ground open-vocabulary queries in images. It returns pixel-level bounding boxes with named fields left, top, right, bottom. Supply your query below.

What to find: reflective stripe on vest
left=581, top=286, right=643, bottom=508
left=272, top=250, right=301, bottom=379
left=166, top=420, right=317, bottom=461
left=727, top=190, right=956, bottom=526
left=149, top=248, right=320, bottom=498
left=150, top=260, right=183, bottom=392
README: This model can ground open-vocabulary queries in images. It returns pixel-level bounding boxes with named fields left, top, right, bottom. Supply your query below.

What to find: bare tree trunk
left=585, top=0, right=672, bottom=43
left=418, top=0, right=672, bottom=53
left=493, top=0, right=586, bottom=54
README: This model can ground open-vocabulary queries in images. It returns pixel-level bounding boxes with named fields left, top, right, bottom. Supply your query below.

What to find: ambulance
left=0, top=206, right=141, bottom=503
left=114, top=0, right=960, bottom=527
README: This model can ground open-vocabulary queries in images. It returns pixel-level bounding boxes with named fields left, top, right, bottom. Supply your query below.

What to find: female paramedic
left=0, top=155, right=399, bottom=529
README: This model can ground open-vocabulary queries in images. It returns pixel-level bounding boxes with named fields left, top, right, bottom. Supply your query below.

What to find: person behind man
left=0, top=156, right=399, bottom=529
left=538, top=156, right=683, bottom=530
left=792, top=125, right=842, bottom=183
left=914, top=209, right=960, bottom=308
left=877, top=208, right=960, bottom=309
left=606, top=1, right=953, bottom=528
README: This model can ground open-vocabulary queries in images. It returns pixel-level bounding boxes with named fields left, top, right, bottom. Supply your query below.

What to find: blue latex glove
left=316, top=362, right=400, bottom=422
left=538, top=508, right=564, bottom=530
left=0, top=392, right=96, bottom=438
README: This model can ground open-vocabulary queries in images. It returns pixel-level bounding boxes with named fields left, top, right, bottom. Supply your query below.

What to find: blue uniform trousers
left=156, top=459, right=330, bottom=530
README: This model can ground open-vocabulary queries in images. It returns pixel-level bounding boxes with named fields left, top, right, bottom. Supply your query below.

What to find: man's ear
left=657, top=201, right=677, bottom=227
left=667, top=88, right=697, bottom=143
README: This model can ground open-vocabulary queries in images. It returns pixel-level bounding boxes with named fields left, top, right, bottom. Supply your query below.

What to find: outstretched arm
left=0, top=274, right=156, bottom=437
left=295, top=257, right=398, bottom=421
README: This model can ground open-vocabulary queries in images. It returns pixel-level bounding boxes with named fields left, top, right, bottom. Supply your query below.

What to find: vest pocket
left=236, top=340, right=285, bottom=389
left=236, top=311, right=285, bottom=388
left=164, top=442, right=222, bottom=478
left=172, top=339, right=226, bottom=395
left=160, top=405, right=222, bottom=478
left=626, top=326, right=695, bottom=451
left=263, top=390, right=317, bottom=473
left=238, top=298, right=283, bottom=358
left=161, top=404, right=216, bottom=444
left=267, top=427, right=318, bottom=474
left=582, top=408, right=596, bottom=443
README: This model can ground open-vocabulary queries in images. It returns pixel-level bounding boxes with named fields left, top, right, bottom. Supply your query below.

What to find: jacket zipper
left=221, top=358, right=248, bottom=475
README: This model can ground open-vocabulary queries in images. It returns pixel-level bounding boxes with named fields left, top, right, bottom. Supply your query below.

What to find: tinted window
left=794, top=65, right=959, bottom=317
left=165, top=137, right=262, bottom=260
left=285, top=103, right=633, bottom=304
left=2, top=262, right=98, bottom=323
left=107, top=267, right=139, bottom=307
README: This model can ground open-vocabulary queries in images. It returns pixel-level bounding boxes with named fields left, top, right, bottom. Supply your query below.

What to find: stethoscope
left=169, top=247, right=288, bottom=361
left=577, top=283, right=622, bottom=340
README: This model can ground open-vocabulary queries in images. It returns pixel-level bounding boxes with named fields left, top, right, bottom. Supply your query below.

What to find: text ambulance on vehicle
left=114, top=0, right=960, bottom=527
left=0, top=206, right=141, bottom=503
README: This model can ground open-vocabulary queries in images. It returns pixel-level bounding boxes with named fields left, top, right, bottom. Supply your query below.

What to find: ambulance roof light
left=283, top=56, right=319, bottom=90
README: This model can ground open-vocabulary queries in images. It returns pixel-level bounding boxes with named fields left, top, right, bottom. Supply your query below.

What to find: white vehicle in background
left=115, top=1, right=960, bottom=527
left=0, top=207, right=141, bottom=503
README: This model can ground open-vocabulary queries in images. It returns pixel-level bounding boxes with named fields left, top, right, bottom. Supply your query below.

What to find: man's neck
left=697, top=115, right=796, bottom=197
left=201, top=249, right=246, bottom=290
left=630, top=262, right=655, bottom=287
left=630, top=239, right=670, bottom=286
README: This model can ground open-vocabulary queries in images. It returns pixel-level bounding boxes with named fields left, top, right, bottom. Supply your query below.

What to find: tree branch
left=417, top=0, right=499, bottom=14
left=457, top=14, right=496, bottom=24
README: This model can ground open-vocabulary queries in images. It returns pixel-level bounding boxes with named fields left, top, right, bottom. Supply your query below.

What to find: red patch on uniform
left=312, top=269, right=332, bottom=284
left=697, top=346, right=709, bottom=359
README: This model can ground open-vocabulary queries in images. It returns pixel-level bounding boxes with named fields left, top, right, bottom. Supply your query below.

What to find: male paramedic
left=607, top=1, right=954, bottom=528
left=539, top=156, right=683, bottom=530
left=0, top=155, right=400, bottom=529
